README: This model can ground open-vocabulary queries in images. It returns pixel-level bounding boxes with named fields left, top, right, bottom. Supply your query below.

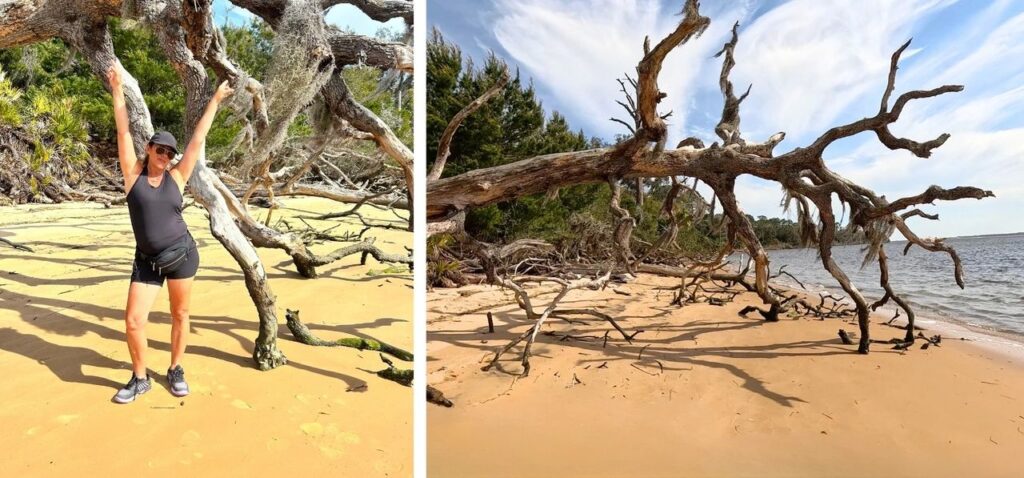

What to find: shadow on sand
left=428, top=294, right=892, bottom=408
left=0, top=261, right=393, bottom=393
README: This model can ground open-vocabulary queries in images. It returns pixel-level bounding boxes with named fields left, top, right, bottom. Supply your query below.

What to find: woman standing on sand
left=106, top=63, right=233, bottom=404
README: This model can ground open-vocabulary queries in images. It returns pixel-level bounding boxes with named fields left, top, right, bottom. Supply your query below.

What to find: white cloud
left=734, top=177, right=792, bottom=219
left=731, top=1, right=1024, bottom=237
left=839, top=129, right=1024, bottom=199
left=733, top=0, right=957, bottom=144
left=489, top=0, right=751, bottom=140
left=833, top=10, right=1024, bottom=237
left=924, top=10, right=1024, bottom=88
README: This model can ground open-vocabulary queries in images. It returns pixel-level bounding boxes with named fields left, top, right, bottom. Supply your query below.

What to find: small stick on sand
left=638, top=344, right=651, bottom=360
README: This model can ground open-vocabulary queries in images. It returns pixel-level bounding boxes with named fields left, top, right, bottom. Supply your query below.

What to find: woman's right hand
left=212, top=80, right=235, bottom=104
left=107, top=64, right=123, bottom=91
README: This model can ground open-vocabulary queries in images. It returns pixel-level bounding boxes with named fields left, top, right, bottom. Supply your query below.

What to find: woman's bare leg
left=167, top=277, right=193, bottom=368
left=125, top=281, right=161, bottom=377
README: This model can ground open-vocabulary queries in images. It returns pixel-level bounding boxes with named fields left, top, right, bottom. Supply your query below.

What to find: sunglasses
left=151, top=144, right=177, bottom=158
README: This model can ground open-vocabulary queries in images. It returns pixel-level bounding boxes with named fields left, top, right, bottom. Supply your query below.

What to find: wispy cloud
left=490, top=0, right=752, bottom=141
left=733, top=0, right=957, bottom=144
left=725, top=1, right=1024, bottom=237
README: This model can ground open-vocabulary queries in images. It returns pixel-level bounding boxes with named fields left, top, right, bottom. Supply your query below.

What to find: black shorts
left=130, top=241, right=200, bottom=286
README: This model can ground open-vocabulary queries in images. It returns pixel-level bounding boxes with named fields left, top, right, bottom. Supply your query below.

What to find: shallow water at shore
left=762, top=233, right=1024, bottom=337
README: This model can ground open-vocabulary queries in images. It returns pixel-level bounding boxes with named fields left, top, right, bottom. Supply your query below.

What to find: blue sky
left=429, top=0, right=1024, bottom=238
left=212, top=0, right=406, bottom=35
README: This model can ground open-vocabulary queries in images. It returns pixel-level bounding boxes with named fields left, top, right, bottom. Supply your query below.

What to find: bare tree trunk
left=322, top=72, right=415, bottom=230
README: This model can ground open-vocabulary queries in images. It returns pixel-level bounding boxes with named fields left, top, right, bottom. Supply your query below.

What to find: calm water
left=747, top=233, right=1024, bottom=336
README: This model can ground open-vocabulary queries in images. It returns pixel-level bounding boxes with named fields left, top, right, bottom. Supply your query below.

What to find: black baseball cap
left=149, top=131, right=178, bottom=155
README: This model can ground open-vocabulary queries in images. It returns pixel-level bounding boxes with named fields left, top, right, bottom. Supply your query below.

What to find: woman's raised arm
left=107, top=64, right=140, bottom=192
left=173, top=80, right=234, bottom=187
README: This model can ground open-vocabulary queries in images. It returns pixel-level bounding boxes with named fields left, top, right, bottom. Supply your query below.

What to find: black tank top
left=126, top=166, right=189, bottom=256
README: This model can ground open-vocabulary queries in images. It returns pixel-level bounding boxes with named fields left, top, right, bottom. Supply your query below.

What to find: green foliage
left=428, top=29, right=553, bottom=177
left=692, top=214, right=864, bottom=250
left=427, top=233, right=467, bottom=288
left=0, top=20, right=184, bottom=140
left=749, top=215, right=801, bottom=248
left=0, top=66, right=90, bottom=172
left=0, top=71, right=23, bottom=126
left=374, top=27, right=407, bottom=43
left=428, top=30, right=721, bottom=256
left=224, top=19, right=275, bottom=80
left=343, top=65, right=412, bottom=149
left=428, top=29, right=615, bottom=246
left=1, top=15, right=413, bottom=191
left=0, top=18, right=287, bottom=151
left=29, top=139, right=51, bottom=170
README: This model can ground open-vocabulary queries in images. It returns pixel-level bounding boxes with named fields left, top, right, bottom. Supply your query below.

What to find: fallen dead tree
left=427, top=0, right=992, bottom=368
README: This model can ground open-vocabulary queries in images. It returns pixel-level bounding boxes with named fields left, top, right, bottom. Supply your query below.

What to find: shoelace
left=168, top=367, right=184, bottom=383
left=124, top=375, right=144, bottom=390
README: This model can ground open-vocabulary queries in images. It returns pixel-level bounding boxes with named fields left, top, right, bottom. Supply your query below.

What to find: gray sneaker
left=113, top=374, right=151, bottom=404
left=167, top=365, right=189, bottom=397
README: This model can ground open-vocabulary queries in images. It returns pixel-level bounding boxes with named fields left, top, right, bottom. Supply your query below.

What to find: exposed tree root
left=285, top=309, right=413, bottom=361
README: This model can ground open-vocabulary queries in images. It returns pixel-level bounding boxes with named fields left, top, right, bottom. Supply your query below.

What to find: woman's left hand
left=213, top=80, right=235, bottom=103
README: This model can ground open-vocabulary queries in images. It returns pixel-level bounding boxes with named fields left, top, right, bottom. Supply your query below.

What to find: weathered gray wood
left=322, top=72, right=414, bottom=229
left=230, top=0, right=415, bottom=230
left=428, top=69, right=508, bottom=181
left=329, top=29, right=412, bottom=72
left=321, top=0, right=412, bottom=24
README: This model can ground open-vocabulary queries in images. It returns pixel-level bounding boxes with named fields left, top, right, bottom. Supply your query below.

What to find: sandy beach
left=0, top=197, right=411, bottom=477
left=427, top=274, right=1024, bottom=477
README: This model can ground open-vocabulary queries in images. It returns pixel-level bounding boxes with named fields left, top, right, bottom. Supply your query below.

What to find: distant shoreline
left=761, top=230, right=1024, bottom=251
